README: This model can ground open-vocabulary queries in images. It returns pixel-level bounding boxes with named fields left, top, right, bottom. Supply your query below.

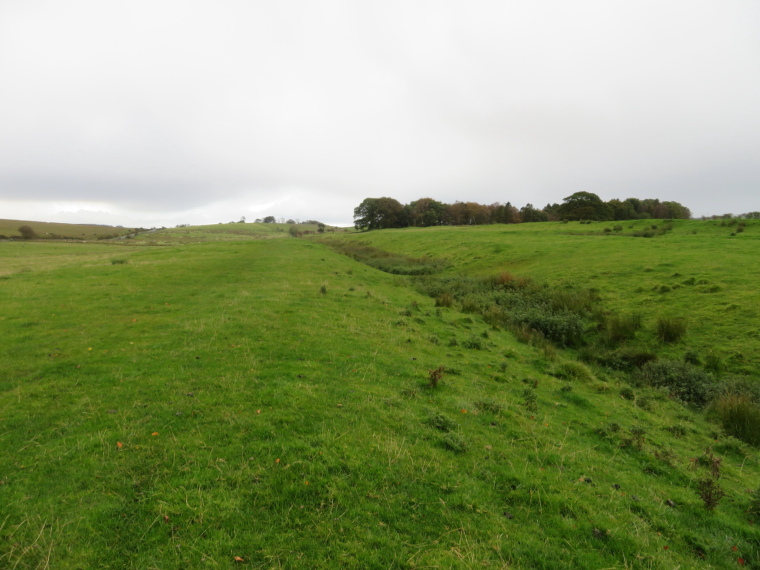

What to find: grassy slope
left=0, top=219, right=137, bottom=240
left=0, top=224, right=758, bottom=568
left=327, top=219, right=760, bottom=374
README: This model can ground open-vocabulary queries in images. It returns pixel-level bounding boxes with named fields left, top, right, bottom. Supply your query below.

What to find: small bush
left=320, top=285, right=328, bottom=295
left=428, top=366, right=445, bottom=388
left=696, top=478, right=725, bottom=511
left=656, top=316, right=687, bottom=343
left=111, top=258, right=129, bottom=265
left=551, top=361, right=595, bottom=382
left=634, top=360, right=717, bottom=407
left=462, top=336, right=483, bottom=350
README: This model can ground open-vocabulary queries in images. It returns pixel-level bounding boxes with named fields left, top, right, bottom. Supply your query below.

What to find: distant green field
left=1, top=221, right=758, bottom=568
left=0, top=218, right=137, bottom=240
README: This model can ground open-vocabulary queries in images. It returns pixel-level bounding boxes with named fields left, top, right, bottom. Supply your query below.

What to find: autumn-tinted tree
left=447, top=202, right=491, bottom=225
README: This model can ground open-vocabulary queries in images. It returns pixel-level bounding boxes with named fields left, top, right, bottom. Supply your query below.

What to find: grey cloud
left=1, top=0, right=759, bottom=225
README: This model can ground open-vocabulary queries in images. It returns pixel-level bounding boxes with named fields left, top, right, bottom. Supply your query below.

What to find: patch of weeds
left=448, top=337, right=459, bottom=347
left=683, top=350, right=701, bottom=365
left=664, top=425, right=687, bottom=438
left=522, top=377, right=540, bottom=389
left=653, top=448, right=677, bottom=466
left=711, top=392, right=760, bottom=446
left=320, top=285, right=328, bottom=295
left=704, top=353, right=725, bottom=373
left=436, top=293, right=454, bottom=307
left=442, top=433, right=468, bottom=453
left=603, top=312, right=642, bottom=343
left=428, top=365, right=445, bottom=388
left=696, top=478, right=726, bottom=511
left=111, top=258, right=129, bottom=265
left=656, top=315, right=687, bottom=343
left=400, top=387, right=418, bottom=399
left=620, top=387, right=635, bottom=400
left=426, top=412, right=458, bottom=432
left=628, top=426, right=647, bottom=451
left=635, top=396, right=653, bottom=411
left=748, top=487, right=760, bottom=518
left=474, top=400, right=502, bottom=414
left=428, top=336, right=440, bottom=345
left=522, top=388, right=538, bottom=412
left=462, top=336, right=483, bottom=350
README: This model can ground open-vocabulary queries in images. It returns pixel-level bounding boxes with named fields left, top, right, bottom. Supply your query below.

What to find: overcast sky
left=1, top=1, right=759, bottom=227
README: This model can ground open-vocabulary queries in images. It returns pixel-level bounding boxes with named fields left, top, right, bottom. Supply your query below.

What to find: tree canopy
left=352, top=192, right=691, bottom=230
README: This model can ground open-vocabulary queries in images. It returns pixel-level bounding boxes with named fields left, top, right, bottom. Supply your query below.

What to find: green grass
left=323, top=219, right=760, bottom=374
left=0, top=218, right=138, bottom=240
left=0, top=221, right=759, bottom=568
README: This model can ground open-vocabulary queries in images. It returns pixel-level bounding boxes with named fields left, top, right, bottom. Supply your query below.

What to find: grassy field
left=324, top=219, right=760, bottom=375
left=0, top=219, right=138, bottom=241
left=1, top=221, right=759, bottom=568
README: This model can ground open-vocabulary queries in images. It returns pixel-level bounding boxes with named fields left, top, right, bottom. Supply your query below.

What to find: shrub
left=696, top=478, right=725, bottom=511
left=634, top=360, right=717, bottom=407
left=18, top=225, right=38, bottom=239
left=656, top=316, right=687, bottom=343
left=428, top=366, right=445, bottom=388
left=711, top=393, right=760, bottom=446
left=111, top=258, right=128, bottom=265
left=320, top=285, right=328, bottom=295
left=551, top=361, right=595, bottom=382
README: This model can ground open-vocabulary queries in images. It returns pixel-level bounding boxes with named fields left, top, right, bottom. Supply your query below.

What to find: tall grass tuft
left=712, top=393, right=760, bottom=446
left=603, top=313, right=642, bottom=344
left=656, top=316, right=687, bottom=343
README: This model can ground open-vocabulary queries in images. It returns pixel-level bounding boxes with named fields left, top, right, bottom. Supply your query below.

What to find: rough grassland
left=0, top=224, right=758, bottom=568
left=326, top=219, right=760, bottom=374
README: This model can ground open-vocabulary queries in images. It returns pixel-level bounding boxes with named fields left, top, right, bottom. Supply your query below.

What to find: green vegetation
left=1, top=219, right=759, bottom=568
left=0, top=218, right=138, bottom=241
left=352, top=192, right=692, bottom=230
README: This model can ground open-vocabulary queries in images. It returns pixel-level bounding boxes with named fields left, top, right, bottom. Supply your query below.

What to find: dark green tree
left=353, top=197, right=405, bottom=230
left=18, top=225, right=38, bottom=239
left=558, top=192, right=611, bottom=221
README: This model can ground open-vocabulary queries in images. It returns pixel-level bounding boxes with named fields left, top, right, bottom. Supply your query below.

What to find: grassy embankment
left=1, top=220, right=759, bottom=568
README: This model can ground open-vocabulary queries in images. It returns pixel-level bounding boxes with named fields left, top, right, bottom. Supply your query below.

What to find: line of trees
left=353, top=192, right=692, bottom=231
